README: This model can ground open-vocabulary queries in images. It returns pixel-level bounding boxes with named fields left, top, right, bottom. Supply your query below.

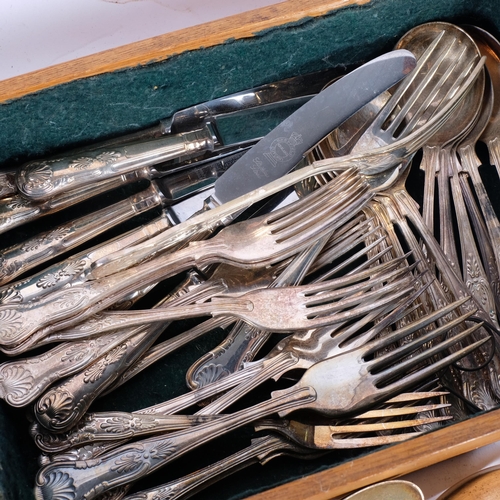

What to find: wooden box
left=2, top=1, right=500, bottom=499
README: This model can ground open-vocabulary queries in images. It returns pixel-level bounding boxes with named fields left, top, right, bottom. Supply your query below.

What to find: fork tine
left=375, top=326, right=490, bottom=391
left=363, top=296, right=474, bottom=356
left=311, top=236, right=391, bottom=283
left=387, top=38, right=458, bottom=134
left=271, top=181, right=370, bottom=240
left=368, top=312, right=479, bottom=373
left=384, top=391, right=449, bottom=403
left=329, top=415, right=452, bottom=434
left=326, top=433, right=421, bottom=448
left=356, top=403, right=451, bottom=419
left=399, top=46, right=473, bottom=136
left=306, top=283, right=416, bottom=328
left=340, top=282, right=432, bottom=350
left=303, top=255, right=413, bottom=297
left=304, top=267, right=417, bottom=313
left=373, top=30, right=447, bottom=124
left=267, top=169, right=363, bottom=228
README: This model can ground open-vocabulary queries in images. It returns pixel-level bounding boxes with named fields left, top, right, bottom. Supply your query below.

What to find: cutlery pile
left=2, top=20, right=500, bottom=500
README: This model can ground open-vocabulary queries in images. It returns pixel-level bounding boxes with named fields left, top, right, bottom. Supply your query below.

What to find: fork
left=0, top=168, right=373, bottom=347
left=120, top=398, right=451, bottom=500
left=33, top=309, right=486, bottom=500
left=185, top=215, right=387, bottom=389
left=31, top=257, right=416, bottom=339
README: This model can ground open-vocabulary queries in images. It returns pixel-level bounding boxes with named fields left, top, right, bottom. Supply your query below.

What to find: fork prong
left=384, top=391, right=449, bottom=403
left=306, top=284, right=415, bottom=328
left=399, top=45, right=473, bottom=136
left=303, top=255, right=414, bottom=299
left=354, top=403, right=450, bottom=419
left=268, top=170, right=363, bottom=229
left=344, top=280, right=433, bottom=347
left=372, top=30, right=447, bottom=124
left=330, top=415, right=452, bottom=434
left=363, top=296, right=474, bottom=357
left=377, top=327, right=490, bottom=391
left=311, top=236, right=392, bottom=283
left=305, top=269, right=416, bottom=314
left=369, top=313, right=480, bottom=375
left=273, top=181, right=369, bottom=241
left=328, top=433, right=426, bottom=448
left=388, top=37, right=459, bottom=134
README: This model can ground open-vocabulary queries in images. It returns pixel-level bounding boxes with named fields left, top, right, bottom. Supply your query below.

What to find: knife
left=91, top=49, right=417, bottom=278
left=14, top=68, right=342, bottom=202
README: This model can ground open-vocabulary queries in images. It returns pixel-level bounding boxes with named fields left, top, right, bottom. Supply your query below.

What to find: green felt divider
left=1, top=0, right=500, bottom=498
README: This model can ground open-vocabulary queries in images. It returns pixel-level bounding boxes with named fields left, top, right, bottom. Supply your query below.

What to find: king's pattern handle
left=16, top=127, right=215, bottom=200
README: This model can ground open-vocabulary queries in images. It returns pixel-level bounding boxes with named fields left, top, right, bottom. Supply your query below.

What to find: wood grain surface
left=246, top=408, right=500, bottom=500
left=0, top=0, right=368, bottom=103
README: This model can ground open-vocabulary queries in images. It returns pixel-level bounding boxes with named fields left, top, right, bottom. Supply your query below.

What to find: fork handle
left=0, top=241, right=199, bottom=347
left=34, top=324, right=165, bottom=433
left=0, top=330, right=126, bottom=407
left=121, top=434, right=300, bottom=500
left=0, top=183, right=163, bottom=287
left=34, top=386, right=315, bottom=500
left=16, top=128, right=215, bottom=201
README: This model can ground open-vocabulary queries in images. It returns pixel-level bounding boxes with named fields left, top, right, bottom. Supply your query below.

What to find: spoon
left=436, top=464, right=500, bottom=499
left=343, top=480, right=424, bottom=500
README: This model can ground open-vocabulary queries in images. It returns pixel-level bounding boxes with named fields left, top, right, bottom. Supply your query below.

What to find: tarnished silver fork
left=31, top=390, right=451, bottom=459
left=34, top=257, right=416, bottom=339
left=0, top=168, right=373, bottom=348
left=34, top=307, right=486, bottom=500
left=119, top=397, right=451, bottom=500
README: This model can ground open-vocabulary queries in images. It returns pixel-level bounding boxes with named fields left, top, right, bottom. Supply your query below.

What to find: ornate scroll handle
left=0, top=171, right=136, bottom=235
left=16, top=128, right=215, bottom=200
left=0, top=170, right=17, bottom=198
left=34, top=412, right=221, bottom=453
left=0, top=184, right=163, bottom=287
left=33, top=323, right=170, bottom=433
left=122, top=434, right=307, bottom=500
left=0, top=331, right=125, bottom=407
left=0, top=241, right=198, bottom=347
left=34, top=386, right=315, bottom=500
left=0, top=214, right=171, bottom=307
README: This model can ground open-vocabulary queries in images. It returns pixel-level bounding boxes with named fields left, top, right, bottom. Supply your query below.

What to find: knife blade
left=91, top=49, right=417, bottom=278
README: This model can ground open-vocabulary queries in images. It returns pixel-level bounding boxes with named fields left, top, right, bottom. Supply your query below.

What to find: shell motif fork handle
left=34, top=310, right=485, bottom=499
left=0, top=169, right=372, bottom=347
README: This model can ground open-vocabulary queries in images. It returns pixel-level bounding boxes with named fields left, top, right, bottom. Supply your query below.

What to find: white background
left=0, top=0, right=280, bottom=81
left=1, top=1, right=499, bottom=498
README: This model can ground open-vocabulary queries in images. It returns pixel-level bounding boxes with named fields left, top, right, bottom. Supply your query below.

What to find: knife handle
left=0, top=171, right=140, bottom=235
left=0, top=170, right=17, bottom=199
left=0, top=183, right=163, bottom=286
left=16, top=127, right=215, bottom=201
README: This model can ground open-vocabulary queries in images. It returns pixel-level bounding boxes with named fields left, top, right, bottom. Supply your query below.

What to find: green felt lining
left=2, top=0, right=500, bottom=499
